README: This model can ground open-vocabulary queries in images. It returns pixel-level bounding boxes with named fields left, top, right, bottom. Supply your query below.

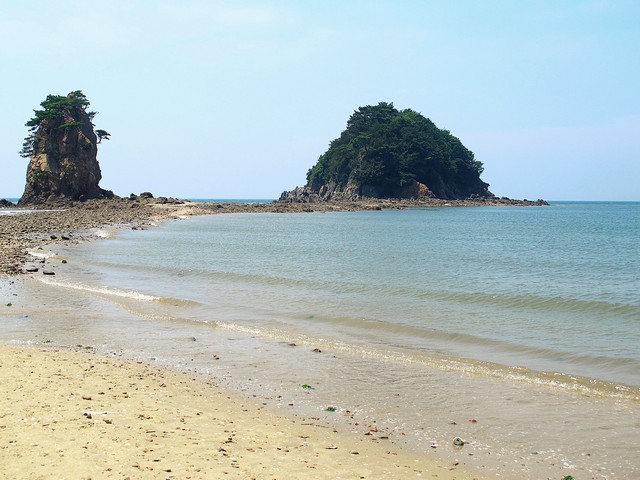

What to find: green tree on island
left=18, top=90, right=113, bottom=205
left=20, top=90, right=110, bottom=158
left=306, top=102, right=490, bottom=200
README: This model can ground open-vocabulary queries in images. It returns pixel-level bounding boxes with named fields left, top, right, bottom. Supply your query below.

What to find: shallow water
left=1, top=202, right=639, bottom=479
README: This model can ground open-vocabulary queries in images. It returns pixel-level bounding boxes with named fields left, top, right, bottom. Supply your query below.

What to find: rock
left=18, top=92, right=115, bottom=206
left=0, top=199, right=15, bottom=207
left=42, top=270, right=55, bottom=276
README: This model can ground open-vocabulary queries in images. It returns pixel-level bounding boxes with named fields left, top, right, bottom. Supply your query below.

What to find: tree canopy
left=19, top=90, right=110, bottom=158
left=306, top=102, right=489, bottom=199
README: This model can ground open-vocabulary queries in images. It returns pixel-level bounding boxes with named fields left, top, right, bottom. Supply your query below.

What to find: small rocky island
left=280, top=102, right=545, bottom=206
left=18, top=91, right=114, bottom=206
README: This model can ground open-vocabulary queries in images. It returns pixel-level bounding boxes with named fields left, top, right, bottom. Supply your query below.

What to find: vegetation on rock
left=18, top=91, right=113, bottom=205
left=304, top=102, right=490, bottom=200
left=20, top=90, right=109, bottom=158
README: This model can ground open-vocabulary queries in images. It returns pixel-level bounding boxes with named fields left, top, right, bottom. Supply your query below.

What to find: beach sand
left=0, top=345, right=486, bottom=480
left=0, top=199, right=530, bottom=479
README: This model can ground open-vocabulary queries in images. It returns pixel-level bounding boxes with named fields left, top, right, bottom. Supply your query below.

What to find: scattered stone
left=42, top=270, right=55, bottom=276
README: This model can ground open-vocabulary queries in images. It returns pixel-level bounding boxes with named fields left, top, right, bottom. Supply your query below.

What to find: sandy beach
left=0, top=199, right=497, bottom=479
left=0, top=199, right=572, bottom=479
left=0, top=344, right=486, bottom=480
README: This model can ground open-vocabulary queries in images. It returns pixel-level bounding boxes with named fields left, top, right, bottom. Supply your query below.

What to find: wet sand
left=0, top=345, right=486, bottom=479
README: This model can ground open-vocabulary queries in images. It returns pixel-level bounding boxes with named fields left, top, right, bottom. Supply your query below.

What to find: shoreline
left=0, top=196, right=549, bottom=480
left=1, top=198, right=636, bottom=479
left=0, top=343, right=488, bottom=479
left=1, top=195, right=545, bottom=275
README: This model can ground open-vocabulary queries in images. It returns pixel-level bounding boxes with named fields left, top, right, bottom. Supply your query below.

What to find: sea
left=1, top=201, right=639, bottom=479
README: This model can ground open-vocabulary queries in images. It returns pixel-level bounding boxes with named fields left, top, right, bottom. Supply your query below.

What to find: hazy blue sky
left=1, top=1, right=638, bottom=200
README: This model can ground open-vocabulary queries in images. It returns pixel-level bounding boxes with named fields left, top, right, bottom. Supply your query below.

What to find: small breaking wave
left=91, top=229, right=112, bottom=239
left=36, top=276, right=161, bottom=302
left=27, top=249, right=57, bottom=259
left=211, top=317, right=640, bottom=402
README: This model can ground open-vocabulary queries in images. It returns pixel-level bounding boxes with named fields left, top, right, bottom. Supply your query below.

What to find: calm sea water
left=2, top=202, right=639, bottom=479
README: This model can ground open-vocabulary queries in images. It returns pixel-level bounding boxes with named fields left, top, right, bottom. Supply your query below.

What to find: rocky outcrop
left=18, top=92, right=114, bottom=206
left=280, top=103, right=500, bottom=203
left=279, top=179, right=438, bottom=203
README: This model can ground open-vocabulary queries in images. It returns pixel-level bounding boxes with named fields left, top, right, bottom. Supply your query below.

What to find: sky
left=1, top=1, right=638, bottom=201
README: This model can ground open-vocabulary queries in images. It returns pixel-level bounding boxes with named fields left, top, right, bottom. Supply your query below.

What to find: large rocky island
left=280, top=102, right=545, bottom=206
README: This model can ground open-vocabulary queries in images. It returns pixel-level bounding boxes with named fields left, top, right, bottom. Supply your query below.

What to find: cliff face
left=279, top=179, right=438, bottom=203
left=19, top=92, right=112, bottom=206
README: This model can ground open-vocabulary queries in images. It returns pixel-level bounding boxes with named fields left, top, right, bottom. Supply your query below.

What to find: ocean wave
left=27, top=249, right=57, bottom=259
left=36, top=276, right=163, bottom=302
left=211, top=317, right=640, bottom=402
left=147, top=265, right=640, bottom=319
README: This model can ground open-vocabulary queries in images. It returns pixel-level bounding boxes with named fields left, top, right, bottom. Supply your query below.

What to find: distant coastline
left=0, top=194, right=548, bottom=275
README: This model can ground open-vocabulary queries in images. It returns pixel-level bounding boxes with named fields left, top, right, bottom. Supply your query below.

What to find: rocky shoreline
left=0, top=195, right=547, bottom=274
